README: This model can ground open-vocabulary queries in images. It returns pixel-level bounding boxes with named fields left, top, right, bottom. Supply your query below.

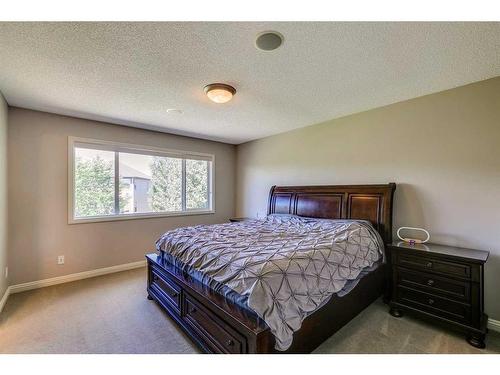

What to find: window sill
left=68, top=210, right=215, bottom=224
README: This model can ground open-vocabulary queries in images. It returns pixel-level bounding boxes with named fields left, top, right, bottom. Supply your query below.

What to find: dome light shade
left=204, top=83, right=236, bottom=104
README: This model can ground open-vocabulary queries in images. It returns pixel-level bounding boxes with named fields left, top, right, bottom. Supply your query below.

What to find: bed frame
left=146, top=183, right=396, bottom=353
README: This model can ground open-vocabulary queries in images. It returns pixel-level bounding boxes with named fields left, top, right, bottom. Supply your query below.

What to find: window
left=69, top=137, right=214, bottom=223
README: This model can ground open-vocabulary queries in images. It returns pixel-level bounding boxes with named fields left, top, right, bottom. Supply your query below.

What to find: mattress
left=156, top=214, right=384, bottom=351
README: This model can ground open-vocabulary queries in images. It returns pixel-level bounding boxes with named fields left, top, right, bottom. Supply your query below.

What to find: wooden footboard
left=147, top=253, right=268, bottom=353
left=146, top=252, right=386, bottom=354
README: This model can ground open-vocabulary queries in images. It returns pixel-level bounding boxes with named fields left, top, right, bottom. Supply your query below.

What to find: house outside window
left=68, top=137, right=214, bottom=223
left=120, top=163, right=152, bottom=214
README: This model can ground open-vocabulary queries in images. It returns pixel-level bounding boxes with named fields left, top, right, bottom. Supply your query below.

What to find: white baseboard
left=9, top=260, right=146, bottom=295
left=488, top=318, right=500, bottom=333
left=0, top=286, right=11, bottom=315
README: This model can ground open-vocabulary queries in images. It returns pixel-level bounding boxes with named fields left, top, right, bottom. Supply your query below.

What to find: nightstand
left=386, top=241, right=489, bottom=348
left=229, top=217, right=252, bottom=223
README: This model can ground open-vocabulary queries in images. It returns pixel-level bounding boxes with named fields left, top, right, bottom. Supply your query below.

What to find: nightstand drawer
left=396, top=286, right=471, bottom=324
left=396, top=267, right=470, bottom=302
left=396, top=253, right=471, bottom=279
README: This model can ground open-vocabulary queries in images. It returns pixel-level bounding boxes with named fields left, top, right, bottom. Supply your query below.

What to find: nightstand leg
left=389, top=307, right=404, bottom=318
left=466, top=333, right=486, bottom=349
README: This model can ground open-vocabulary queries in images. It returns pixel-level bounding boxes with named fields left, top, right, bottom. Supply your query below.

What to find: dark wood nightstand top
left=229, top=217, right=253, bottom=223
left=387, top=241, right=489, bottom=263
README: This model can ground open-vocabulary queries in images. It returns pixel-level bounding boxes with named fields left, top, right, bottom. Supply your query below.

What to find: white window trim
left=68, top=136, right=215, bottom=224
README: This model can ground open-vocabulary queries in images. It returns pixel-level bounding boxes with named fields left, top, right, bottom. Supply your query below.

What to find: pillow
left=266, top=213, right=298, bottom=218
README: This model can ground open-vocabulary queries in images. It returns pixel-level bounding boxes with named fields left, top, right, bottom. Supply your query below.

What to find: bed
left=146, top=183, right=396, bottom=353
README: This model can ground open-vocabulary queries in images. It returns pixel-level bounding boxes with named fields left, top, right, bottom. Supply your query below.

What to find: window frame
left=68, top=136, right=215, bottom=224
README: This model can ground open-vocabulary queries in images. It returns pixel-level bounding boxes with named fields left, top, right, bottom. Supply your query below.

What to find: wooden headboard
left=267, top=183, right=396, bottom=244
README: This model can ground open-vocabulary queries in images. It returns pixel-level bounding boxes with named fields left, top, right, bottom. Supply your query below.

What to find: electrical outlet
left=4, top=267, right=7, bottom=279
left=57, top=255, right=65, bottom=265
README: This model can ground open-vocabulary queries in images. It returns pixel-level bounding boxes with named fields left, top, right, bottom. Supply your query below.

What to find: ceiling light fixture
left=204, top=83, right=236, bottom=104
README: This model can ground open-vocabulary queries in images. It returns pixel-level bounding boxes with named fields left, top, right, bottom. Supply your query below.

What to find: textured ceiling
left=0, top=22, right=499, bottom=144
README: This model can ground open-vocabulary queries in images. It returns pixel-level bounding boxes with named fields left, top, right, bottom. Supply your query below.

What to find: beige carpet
left=0, top=267, right=499, bottom=354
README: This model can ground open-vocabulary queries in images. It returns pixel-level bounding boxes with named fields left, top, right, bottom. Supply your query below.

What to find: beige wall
left=236, top=77, right=500, bottom=319
left=8, top=108, right=236, bottom=285
left=0, top=93, right=7, bottom=298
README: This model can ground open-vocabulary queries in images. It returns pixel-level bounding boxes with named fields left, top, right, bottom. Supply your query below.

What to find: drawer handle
left=190, top=307, right=197, bottom=314
left=427, top=279, right=435, bottom=286
left=153, top=275, right=159, bottom=281
left=170, top=292, right=178, bottom=299
left=426, top=262, right=433, bottom=268
left=428, top=298, right=435, bottom=305
left=226, top=339, right=234, bottom=347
